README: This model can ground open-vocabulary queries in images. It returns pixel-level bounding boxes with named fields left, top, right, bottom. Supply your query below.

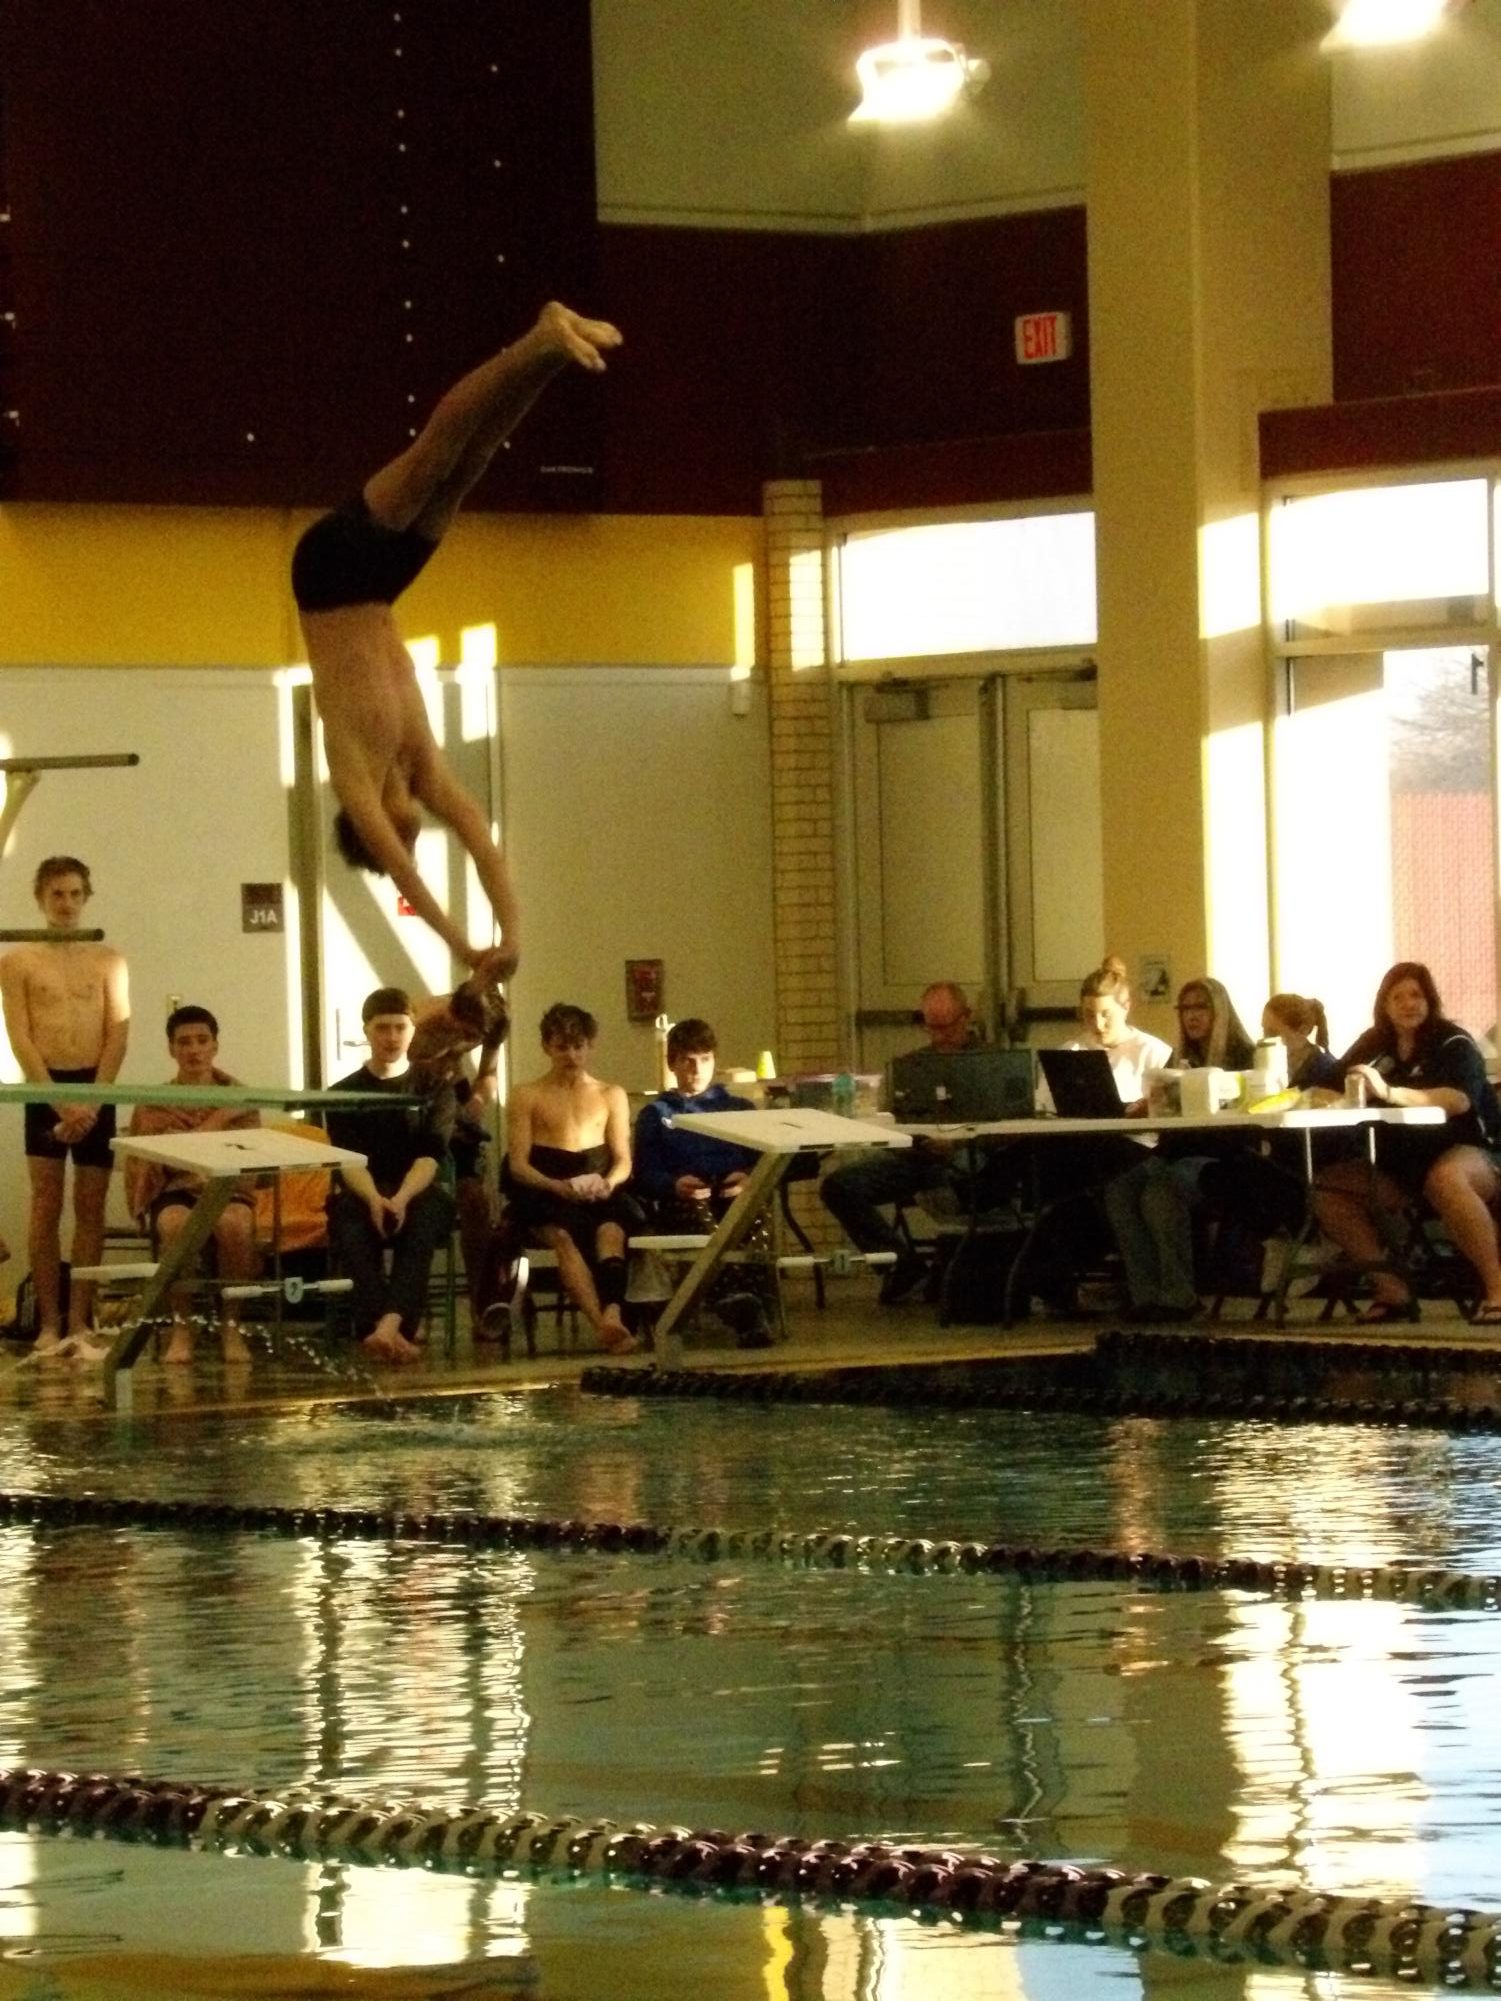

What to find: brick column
left=763, top=478, right=841, bottom=1248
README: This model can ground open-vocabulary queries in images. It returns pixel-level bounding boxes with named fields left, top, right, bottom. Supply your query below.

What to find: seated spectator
left=323, top=987, right=456, bottom=1364
left=1019, top=966, right=1174, bottom=1314
left=1263, top=992, right=1343, bottom=1093
left=1043, top=965, right=1173, bottom=1115
left=1174, top=977, right=1256, bottom=1071
left=1199, top=991, right=1348, bottom=1250
left=124, top=1004, right=260, bottom=1365
left=503, top=1002, right=640, bottom=1355
left=634, top=1016, right=775, bottom=1347
left=820, top=980, right=978, bottom=1303
left=1315, top=961, right=1501, bottom=1324
left=1103, top=974, right=1253, bottom=1321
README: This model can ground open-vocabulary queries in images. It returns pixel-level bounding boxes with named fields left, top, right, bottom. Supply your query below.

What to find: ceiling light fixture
left=1324, top=0, right=1471, bottom=48
left=849, top=0, right=990, bottom=125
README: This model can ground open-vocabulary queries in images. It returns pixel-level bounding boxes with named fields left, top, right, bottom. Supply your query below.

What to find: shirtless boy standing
left=292, top=301, right=623, bottom=977
left=504, top=1002, right=638, bottom=1355
left=0, top=856, right=130, bottom=1356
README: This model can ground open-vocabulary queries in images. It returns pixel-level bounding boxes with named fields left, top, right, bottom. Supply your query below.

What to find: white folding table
left=652, top=1109, right=912, bottom=1366
left=100, top=1128, right=367, bottom=1406
left=899, top=1104, right=1446, bottom=1326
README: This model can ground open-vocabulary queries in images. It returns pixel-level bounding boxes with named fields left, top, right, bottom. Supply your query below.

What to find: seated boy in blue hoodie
left=632, top=1017, right=776, bottom=1345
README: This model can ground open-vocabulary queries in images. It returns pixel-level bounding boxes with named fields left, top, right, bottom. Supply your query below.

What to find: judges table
left=658, top=1108, right=912, bottom=1367
left=902, top=1102, right=1444, bottom=1164
left=100, top=1128, right=368, bottom=1409
left=900, top=1103, right=1447, bottom=1326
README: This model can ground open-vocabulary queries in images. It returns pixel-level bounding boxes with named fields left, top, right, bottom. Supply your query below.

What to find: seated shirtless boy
left=503, top=1002, right=638, bottom=1355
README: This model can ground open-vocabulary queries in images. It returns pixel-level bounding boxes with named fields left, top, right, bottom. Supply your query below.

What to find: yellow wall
left=0, top=504, right=759, bottom=669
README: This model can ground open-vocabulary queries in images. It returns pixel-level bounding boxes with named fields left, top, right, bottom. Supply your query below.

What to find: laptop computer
left=887, top=1046, right=1035, bottom=1124
left=1036, top=1046, right=1126, bottom=1119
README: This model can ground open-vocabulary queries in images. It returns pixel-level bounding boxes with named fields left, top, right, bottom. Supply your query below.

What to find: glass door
left=848, top=671, right=1102, bottom=1070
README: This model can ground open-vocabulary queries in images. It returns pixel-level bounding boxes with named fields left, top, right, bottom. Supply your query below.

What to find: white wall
left=595, top=0, right=1501, bottom=236
left=0, top=669, right=300, bottom=1245
left=1331, top=0, right=1501, bottom=167
left=857, top=0, right=1086, bottom=226
left=591, top=0, right=1087, bottom=230
left=592, top=0, right=865, bottom=228
left=497, top=667, right=776, bottom=1095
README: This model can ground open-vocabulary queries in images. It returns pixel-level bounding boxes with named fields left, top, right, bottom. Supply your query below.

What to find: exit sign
left=1014, top=311, right=1072, bottom=365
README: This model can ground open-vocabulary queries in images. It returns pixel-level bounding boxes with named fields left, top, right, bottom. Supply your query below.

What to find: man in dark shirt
left=324, top=986, right=455, bottom=1363
left=820, top=979, right=980, bottom=1303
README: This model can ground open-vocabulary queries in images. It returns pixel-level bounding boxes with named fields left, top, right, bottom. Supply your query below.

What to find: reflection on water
left=0, top=1390, right=1491, bottom=1996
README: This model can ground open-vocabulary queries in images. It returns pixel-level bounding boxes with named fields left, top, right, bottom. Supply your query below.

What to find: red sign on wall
left=1014, top=311, right=1073, bottom=365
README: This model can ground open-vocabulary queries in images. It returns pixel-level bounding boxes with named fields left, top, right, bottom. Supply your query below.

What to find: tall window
left=837, top=511, right=1097, bottom=664
left=1269, top=475, right=1498, bottom=1051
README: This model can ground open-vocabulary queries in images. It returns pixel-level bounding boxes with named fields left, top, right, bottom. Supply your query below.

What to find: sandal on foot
left=1468, top=1300, right=1501, bottom=1327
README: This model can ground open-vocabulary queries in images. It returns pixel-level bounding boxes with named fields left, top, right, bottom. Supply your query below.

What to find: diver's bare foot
left=536, top=301, right=622, bottom=373
left=220, top=1322, right=251, bottom=1364
left=361, top=1325, right=423, bottom=1364
left=67, top=1333, right=110, bottom=1366
left=161, top=1323, right=194, bottom=1366
left=31, top=1330, right=66, bottom=1362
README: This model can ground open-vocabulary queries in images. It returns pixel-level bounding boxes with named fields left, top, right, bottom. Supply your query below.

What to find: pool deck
left=1, top=1274, right=1497, bottom=1422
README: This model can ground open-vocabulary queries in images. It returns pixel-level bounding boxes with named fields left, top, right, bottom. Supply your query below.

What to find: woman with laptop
left=1024, top=967, right=1174, bottom=1314
left=1039, top=965, right=1173, bottom=1120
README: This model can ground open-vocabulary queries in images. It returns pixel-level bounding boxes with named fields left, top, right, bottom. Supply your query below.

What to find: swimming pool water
left=0, top=1386, right=1495, bottom=1998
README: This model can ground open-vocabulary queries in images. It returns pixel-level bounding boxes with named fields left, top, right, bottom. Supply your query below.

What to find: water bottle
left=832, top=1070, right=856, bottom=1118
left=1254, top=1036, right=1288, bottom=1091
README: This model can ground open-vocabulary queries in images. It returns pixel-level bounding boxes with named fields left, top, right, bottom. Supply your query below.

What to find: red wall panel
left=0, top=0, right=599, bottom=508
left=1332, top=152, right=1501, bottom=403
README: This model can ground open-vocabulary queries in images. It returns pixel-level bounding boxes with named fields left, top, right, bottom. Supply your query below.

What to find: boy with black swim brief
left=0, top=857, right=130, bottom=1358
left=293, top=301, right=623, bottom=979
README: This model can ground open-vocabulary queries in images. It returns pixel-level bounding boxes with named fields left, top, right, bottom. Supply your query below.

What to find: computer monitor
left=886, top=1045, right=1035, bottom=1123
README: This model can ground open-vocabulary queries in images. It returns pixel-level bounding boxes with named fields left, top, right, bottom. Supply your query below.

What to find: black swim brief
left=147, top=1186, right=253, bottom=1250
left=291, top=494, right=438, bottom=612
left=23, top=1068, right=116, bottom=1169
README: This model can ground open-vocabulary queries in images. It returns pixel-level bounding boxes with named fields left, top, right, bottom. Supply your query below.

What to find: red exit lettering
left=1014, top=311, right=1073, bottom=366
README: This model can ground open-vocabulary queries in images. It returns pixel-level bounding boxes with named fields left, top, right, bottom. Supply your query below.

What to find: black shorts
left=23, top=1068, right=116, bottom=1169
left=148, top=1187, right=253, bottom=1250
left=291, top=494, right=438, bottom=612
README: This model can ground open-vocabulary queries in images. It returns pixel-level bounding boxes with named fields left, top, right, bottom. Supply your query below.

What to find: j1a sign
left=1014, top=312, right=1072, bottom=365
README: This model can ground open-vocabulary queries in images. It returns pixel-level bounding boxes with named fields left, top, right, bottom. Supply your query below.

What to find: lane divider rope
left=0, top=1488, right=1495, bottom=1607
left=585, top=1347, right=1501, bottom=1433
left=2, top=1768, right=1498, bottom=1989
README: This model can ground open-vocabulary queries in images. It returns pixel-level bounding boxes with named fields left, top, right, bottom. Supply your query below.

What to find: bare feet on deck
left=221, top=1322, right=251, bottom=1364
left=361, top=1321, right=423, bottom=1365
left=161, top=1322, right=194, bottom=1366
left=598, top=1310, right=638, bottom=1357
